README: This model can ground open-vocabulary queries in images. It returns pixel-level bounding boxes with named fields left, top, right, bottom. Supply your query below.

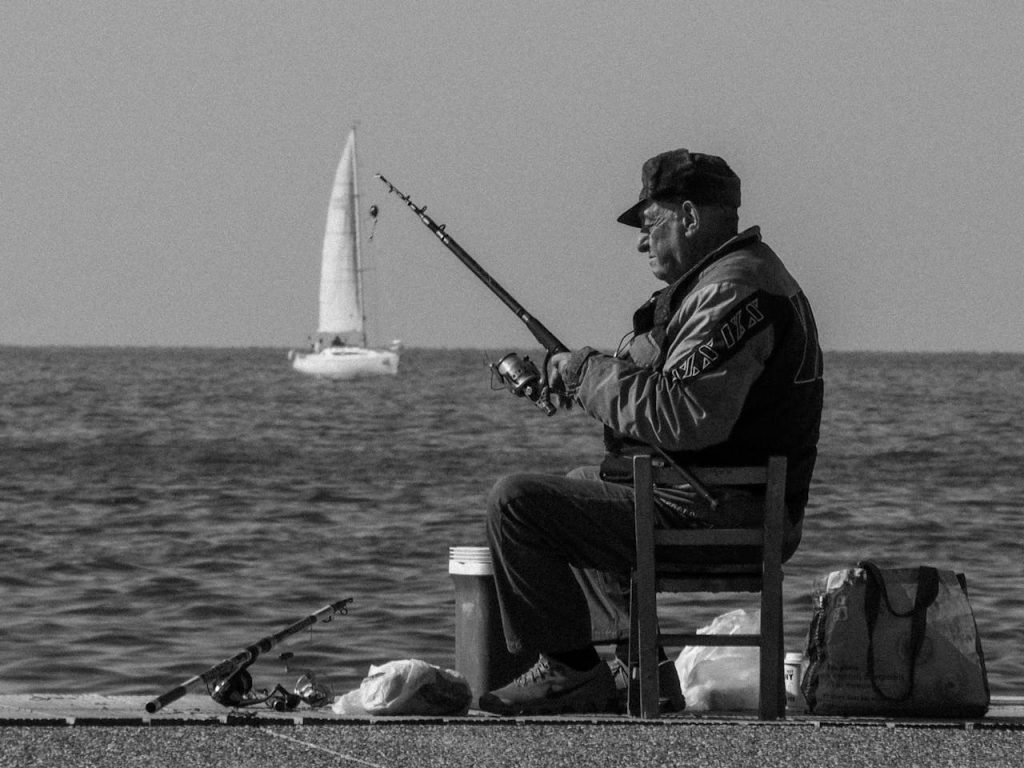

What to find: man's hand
left=545, top=351, right=574, bottom=410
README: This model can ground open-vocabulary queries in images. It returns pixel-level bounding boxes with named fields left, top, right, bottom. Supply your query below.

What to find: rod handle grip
left=145, top=684, right=188, bottom=714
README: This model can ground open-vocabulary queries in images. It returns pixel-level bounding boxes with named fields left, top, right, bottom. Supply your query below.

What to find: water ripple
left=1, top=348, right=1022, bottom=696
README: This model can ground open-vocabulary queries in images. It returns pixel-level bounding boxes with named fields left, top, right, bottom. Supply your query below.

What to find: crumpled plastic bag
left=332, top=659, right=472, bottom=716
left=675, top=608, right=760, bottom=712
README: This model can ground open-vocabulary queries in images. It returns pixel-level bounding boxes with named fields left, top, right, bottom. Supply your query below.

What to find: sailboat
left=288, top=128, right=401, bottom=378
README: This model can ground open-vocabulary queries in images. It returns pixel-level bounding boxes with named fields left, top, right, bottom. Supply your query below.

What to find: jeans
left=486, top=466, right=801, bottom=656
left=486, top=467, right=634, bottom=655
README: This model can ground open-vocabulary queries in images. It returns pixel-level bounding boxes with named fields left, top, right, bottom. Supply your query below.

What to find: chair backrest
left=633, top=455, right=787, bottom=590
left=630, top=454, right=790, bottom=719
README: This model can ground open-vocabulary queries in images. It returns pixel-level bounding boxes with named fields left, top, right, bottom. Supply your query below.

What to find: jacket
left=563, top=227, right=824, bottom=517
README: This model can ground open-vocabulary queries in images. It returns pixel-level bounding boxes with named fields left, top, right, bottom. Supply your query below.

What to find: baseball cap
left=617, top=149, right=741, bottom=227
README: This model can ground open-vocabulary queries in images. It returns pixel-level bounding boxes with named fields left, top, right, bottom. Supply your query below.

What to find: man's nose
left=637, top=232, right=650, bottom=253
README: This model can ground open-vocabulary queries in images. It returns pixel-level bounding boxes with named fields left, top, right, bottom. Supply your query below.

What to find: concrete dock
left=2, top=695, right=1023, bottom=767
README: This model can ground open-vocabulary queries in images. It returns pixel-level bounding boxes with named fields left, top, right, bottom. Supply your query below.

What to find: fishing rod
left=376, top=174, right=568, bottom=356
left=376, top=175, right=717, bottom=509
left=144, top=597, right=352, bottom=714
left=376, top=174, right=565, bottom=415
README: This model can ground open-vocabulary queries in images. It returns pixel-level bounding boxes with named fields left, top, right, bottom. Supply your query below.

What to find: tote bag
left=801, top=561, right=989, bottom=717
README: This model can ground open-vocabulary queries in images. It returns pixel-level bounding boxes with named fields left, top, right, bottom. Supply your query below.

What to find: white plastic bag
left=675, top=608, right=760, bottom=711
left=332, top=659, right=473, bottom=716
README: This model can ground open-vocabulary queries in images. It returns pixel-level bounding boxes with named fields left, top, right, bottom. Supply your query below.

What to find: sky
left=2, top=2, right=1022, bottom=352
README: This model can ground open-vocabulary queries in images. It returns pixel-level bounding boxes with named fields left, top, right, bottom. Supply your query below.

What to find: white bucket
left=447, top=544, right=530, bottom=702
left=784, top=651, right=806, bottom=712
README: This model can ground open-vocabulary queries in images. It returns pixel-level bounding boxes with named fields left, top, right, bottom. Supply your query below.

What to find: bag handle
left=859, top=561, right=940, bottom=702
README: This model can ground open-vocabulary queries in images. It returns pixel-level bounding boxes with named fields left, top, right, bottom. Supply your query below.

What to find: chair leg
left=634, top=580, right=660, bottom=718
left=759, top=455, right=787, bottom=720
left=758, top=575, right=785, bottom=719
left=627, top=580, right=640, bottom=716
left=627, top=578, right=661, bottom=717
left=630, top=456, right=661, bottom=718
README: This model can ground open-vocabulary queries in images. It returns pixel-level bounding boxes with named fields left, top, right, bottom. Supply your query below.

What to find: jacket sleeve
left=566, top=281, right=775, bottom=451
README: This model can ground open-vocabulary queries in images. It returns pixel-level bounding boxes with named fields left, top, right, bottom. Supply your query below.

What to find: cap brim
left=616, top=198, right=647, bottom=227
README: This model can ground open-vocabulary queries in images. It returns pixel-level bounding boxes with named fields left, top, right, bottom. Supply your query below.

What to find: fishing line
left=258, top=728, right=389, bottom=768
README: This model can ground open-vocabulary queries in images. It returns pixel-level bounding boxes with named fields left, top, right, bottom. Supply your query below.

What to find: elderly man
left=480, top=149, right=824, bottom=715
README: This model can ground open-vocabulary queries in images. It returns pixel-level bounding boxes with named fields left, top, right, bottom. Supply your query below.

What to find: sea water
left=1, top=347, right=1021, bottom=698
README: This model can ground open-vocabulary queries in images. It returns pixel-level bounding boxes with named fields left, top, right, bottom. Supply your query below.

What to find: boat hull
left=289, top=346, right=400, bottom=379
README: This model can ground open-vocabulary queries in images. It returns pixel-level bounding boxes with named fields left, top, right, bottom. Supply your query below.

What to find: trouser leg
left=486, top=471, right=635, bottom=655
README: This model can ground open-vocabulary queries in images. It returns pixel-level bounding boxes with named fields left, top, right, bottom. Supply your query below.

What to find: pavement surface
left=1, top=695, right=1023, bottom=768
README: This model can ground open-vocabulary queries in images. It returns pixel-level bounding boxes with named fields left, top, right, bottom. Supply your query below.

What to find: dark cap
left=617, top=149, right=741, bottom=227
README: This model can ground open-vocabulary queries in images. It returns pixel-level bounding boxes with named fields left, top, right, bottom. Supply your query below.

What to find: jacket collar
left=645, top=226, right=762, bottom=332
left=632, top=226, right=763, bottom=332
left=678, top=226, right=761, bottom=287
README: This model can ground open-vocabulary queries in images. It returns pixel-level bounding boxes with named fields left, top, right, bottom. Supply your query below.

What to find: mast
left=351, top=125, right=368, bottom=349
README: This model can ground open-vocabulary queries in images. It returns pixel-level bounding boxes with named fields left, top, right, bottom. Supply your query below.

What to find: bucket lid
left=448, top=546, right=493, bottom=576
left=448, top=546, right=491, bottom=560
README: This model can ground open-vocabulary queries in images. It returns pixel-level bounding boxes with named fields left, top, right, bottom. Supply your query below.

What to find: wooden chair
left=627, top=454, right=788, bottom=719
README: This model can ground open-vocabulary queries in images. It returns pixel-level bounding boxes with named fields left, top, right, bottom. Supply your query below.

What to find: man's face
left=638, top=200, right=693, bottom=284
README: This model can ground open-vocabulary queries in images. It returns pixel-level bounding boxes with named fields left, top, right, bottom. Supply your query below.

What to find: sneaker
left=478, top=654, right=617, bottom=716
left=607, top=656, right=629, bottom=713
left=608, top=654, right=686, bottom=713
left=656, top=658, right=686, bottom=712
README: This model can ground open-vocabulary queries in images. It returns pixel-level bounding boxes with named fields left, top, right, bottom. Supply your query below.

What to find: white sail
left=288, top=126, right=401, bottom=379
left=318, top=129, right=364, bottom=340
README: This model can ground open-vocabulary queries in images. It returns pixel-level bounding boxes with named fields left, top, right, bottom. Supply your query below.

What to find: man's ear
left=680, top=200, right=700, bottom=237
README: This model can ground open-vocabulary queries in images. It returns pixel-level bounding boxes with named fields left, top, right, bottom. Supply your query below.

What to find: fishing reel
left=210, top=664, right=255, bottom=707
left=207, top=658, right=334, bottom=711
left=490, top=352, right=556, bottom=416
